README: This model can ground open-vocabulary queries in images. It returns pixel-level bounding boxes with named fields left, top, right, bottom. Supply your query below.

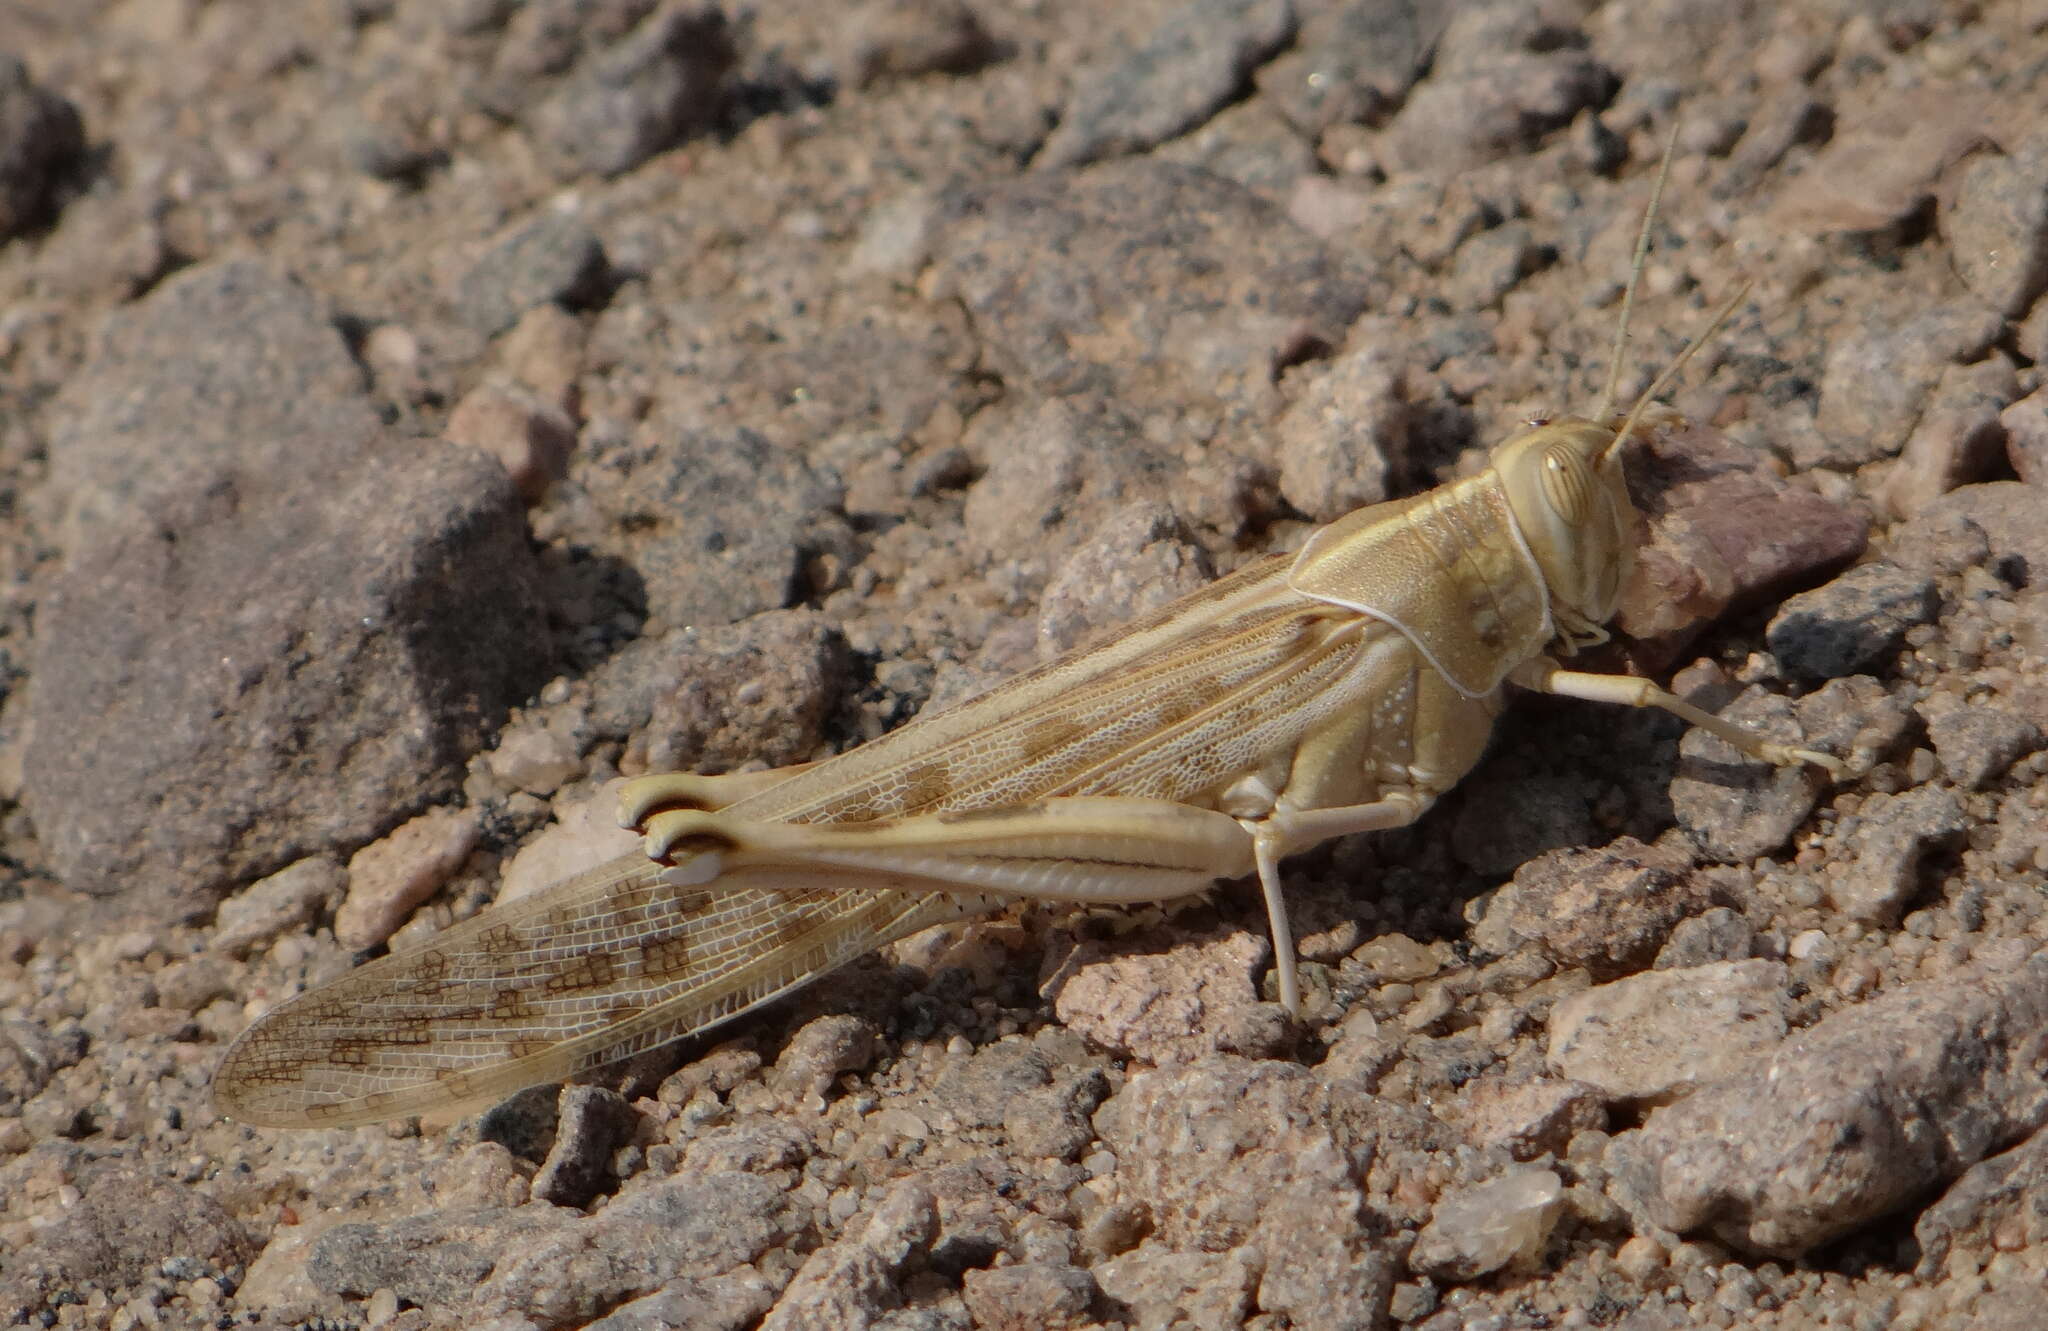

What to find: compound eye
left=1541, top=444, right=1595, bottom=525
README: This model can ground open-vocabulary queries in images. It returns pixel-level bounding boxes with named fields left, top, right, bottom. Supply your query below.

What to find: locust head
left=1492, top=415, right=1640, bottom=654
left=1494, top=258, right=1750, bottom=656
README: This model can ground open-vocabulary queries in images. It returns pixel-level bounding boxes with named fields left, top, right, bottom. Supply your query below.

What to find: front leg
left=1512, top=658, right=1845, bottom=776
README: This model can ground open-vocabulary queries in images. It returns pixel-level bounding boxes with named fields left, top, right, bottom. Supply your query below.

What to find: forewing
left=738, top=568, right=1365, bottom=823
left=213, top=853, right=984, bottom=1128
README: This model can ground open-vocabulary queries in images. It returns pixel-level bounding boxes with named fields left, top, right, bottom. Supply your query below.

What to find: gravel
left=5, top=4, right=2048, bottom=1329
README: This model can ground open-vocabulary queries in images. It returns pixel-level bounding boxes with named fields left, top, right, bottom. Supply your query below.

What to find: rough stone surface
left=1255, top=0, right=1434, bottom=134
left=1379, top=50, right=1614, bottom=174
left=1274, top=324, right=1408, bottom=521
left=1050, top=922, right=1292, bottom=1065
left=931, top=158, right=1375, bottom=423
left=1469, top=837, right=1710, bottom=980
left=210, top=857, right=347, bottom=957
left=496, top=779, right=646, bottom=905
left=1940, top=129, right=2048, bottom=317
left=1876, top=356, right=2019, bottom=519
left=756, top=1178, right=933, bottom=1331
left=960, top=1261, right=1096, bottom=1331
left=454, top=211, right=612, bottom=337
left=957, top=399, right=1174, bottom=561
left=1652, top=905, right=1756, bottom=969
left=1003, top=1066, right=1110, bottom=1162
left=1671, top=687, right=1835, bottom=863
left=1788, top=672, right=1919, bottom=777
left=333, top=806, right=483, bottom=950
left=1999, top=384, right=2048, bottom=484
left=924, top=1038, right=1058, bottom=1133
left=1410, top=1165, right=1566, bottom=1282
left=591, top=426, right=852, bottom=634
left=26, top=442, right=551, bottom=915
left=1034, top=0, right=1297, bottom=170
left=1618, top=424, right=1869, bottom=663
left=1764, top=88, right=1986, bottom=235
left=1810, top=301, right=2005, bottom=468
left=6, top=1168, right=257, bottom=1291
left=1447, top=1076, right=1608, bottom=1162
left=630, top=609, right=850, bottom=773
left=1767, top=562, right=1941, bottom=683
left=1918, top=693, right=2042, bottom=791
left=583, top=1273, right=777, bottom=1331
left=1913, top=1129, right=2048, bottom=1279
left=0, top=1020, right=78, bottom=1114
left=1547, top=960, right=1793, bottom=1104
left=1911, top=481, right=2048, bottom=588
left=1608, top=945, right=2048, bottom=1258
left=831, top=0, right=996, bottom=90
left=771, top=1012, right=882, bottom=1098
left=308, top=1205, right=569, bottom=1307
left=0, top=53, right=84, bottom=238
left=1034, top=501, right=1214, bottom=656
left=475, top=1172, right=807, bottom=1322
left=531, top=1084, right=640, bottom=1208
left=1092, top=1243, right=1256, bottom=1328
left=1098, top=1057, right=1408, bottom=1329
left=41, top=259, right=382, bottom=546
left=446, top=380, right=580, bottom=501
left=530, top=4, right=736, bottom=179
left=677, top=1115, right=811, bottom=1177
left=1822, top=785, right=1969, bottom=926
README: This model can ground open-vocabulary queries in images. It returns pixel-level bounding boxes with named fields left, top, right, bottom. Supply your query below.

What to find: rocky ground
left=3, top=1, right=2048, bottom=1328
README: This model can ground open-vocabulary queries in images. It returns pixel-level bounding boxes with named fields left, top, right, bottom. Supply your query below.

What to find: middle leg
left=1242, top=791, right=1435, bottom=1012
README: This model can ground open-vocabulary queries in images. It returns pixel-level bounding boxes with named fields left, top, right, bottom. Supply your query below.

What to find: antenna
left=1590, top=123, right=1683, bottom=426
left=1606, top=279, right=1753, bottom=459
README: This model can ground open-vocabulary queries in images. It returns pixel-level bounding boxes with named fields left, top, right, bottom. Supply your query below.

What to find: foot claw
left=1797, top=748, right=1847, bottom=779
left=1762, top=744, right=1846, bottom=779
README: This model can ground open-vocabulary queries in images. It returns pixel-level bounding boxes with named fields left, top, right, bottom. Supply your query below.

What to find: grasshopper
left=213, top=148, right=1842, bottom=1129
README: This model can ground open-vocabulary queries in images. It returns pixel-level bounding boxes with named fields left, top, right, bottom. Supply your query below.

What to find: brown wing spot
left=324, top=1035, right=381, bottom=1066
left=855, top=890, right=913, bottom=939
left=505, top=1038, right=555, bottom=1060
left=1018, top=717, right=1087, bottom=766
left=772, top=903, right=834, bottom=951
left=491, top=988, right=537, bottom=1021
left=543, top=949, right=619, bottom=994
left=669, top=889, right=715, bottom=917
left=406, top=949, right=452, bottom=997
left=638, top=931, right=695, bottom=978
left=898, top=760, right=956, bottom=813
left=1177, top=668, right=1236, bottom=713
left=477, top=923, right=522, bottom=954
left=773, top=910, right=809, bottom=949
left=608, top=879, right=659, bottom=915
